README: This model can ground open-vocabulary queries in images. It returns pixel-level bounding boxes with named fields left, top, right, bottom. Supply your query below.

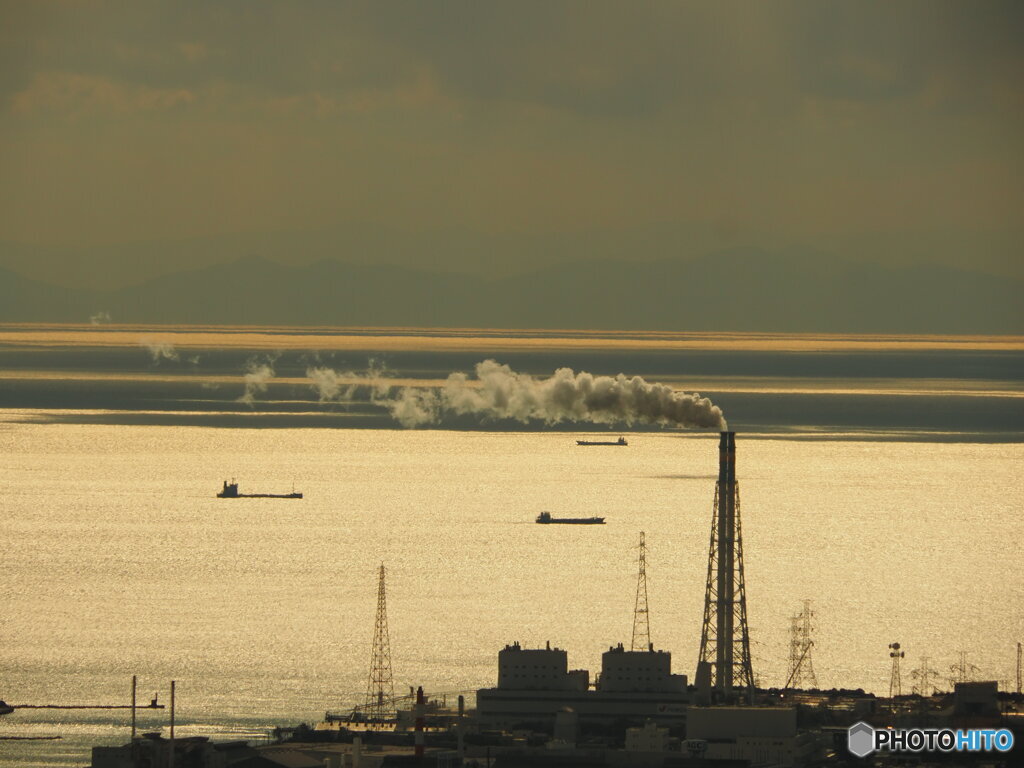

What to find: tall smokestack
left=698, top=432, right=755, bottom=701
left=719, top=431, right=735, bottom=485
left=715, top=431, right=736, bottom=694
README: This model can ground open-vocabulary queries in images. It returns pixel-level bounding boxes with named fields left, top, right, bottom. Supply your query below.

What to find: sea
left=0, top=326, right=1022, bottom=766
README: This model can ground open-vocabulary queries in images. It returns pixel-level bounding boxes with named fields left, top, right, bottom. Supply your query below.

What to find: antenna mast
left=365, top=564, right=395, bottom=728
left=889, top=643, right=905, bottom=698
left=631, top=532, right=652, bottom=651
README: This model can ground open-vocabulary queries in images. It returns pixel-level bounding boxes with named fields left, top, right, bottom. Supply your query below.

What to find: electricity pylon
left=364, top=564, right=395, bottom=727
left=911, top=656, right=936, bottom=696
left=948, top=650, right=979, bottom=688
left=631, top=532, right=652, bottom=651
left=785, top=600, right=817, bottom=689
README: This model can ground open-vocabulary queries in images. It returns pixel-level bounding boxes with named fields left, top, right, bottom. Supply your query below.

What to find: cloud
left=11, top=71, right=195, bottom=116
left=1, top=2, right=1020, bottom=283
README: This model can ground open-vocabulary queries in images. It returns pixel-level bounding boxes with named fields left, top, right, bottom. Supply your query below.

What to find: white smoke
left=305, top=358, right=393, bottom=404
left=307, top=366, right=352, bottom=402
left=387, top=360, right=726, bottom=430
left=142, top=340, right=179, bottom=363
left=238, top=361, right=275, bottom=406
left=90, top=311, right=112, bottom=325
left=389, top=387, right=440, bottom=428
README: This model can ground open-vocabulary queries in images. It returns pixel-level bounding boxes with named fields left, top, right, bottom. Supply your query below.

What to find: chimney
left=715, top=431, right=737, bottom=694
left=719, top=430, right=736, bottom=485
left=698, top=431, right=754, bottom=701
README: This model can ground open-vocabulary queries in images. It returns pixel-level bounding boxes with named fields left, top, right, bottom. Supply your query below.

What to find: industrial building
left=685, top=707, right=818, bottom=767
left=476, top=641, right=688, bottom=730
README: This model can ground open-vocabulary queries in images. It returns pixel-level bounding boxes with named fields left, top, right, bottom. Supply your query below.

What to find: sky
left=1, top=1, right=1022, bottom=288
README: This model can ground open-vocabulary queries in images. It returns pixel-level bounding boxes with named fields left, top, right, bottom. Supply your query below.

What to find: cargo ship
left=576, top=436, right=628, bottom=446
left=217, top=480, right=303, bottom=499
left=536, top=511, right=605, bottom=525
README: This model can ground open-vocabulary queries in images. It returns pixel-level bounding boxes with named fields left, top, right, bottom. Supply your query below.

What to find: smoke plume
left=143, top=341, right=179, bottom=363
left=388, top=360, right=726, bottom=430
left=305, top=358, right=393, bottom=404
left=307, top=366, right=358, bottom=402
left=90, top=311, right=112, bottom=325
left=238, top=360, right=275, bottom=406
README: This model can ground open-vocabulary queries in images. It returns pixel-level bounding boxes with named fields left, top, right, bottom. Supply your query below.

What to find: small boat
left=217, top=480, right=303, bottom=499
left=536, top=511, right=605, bottom=525
left=576, top=436, right=628, bottom=446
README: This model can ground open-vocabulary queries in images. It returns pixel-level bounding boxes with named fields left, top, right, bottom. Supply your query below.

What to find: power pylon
left=697, top=432, right=755, bottom=700
left=889, top=642, right=905, bottom=698
left=631, top=532, right=652, bottom=651
left=948, top=649, right=979, bottom=688
left=364, top=564, right=395, bottom=727
left=786, top=600, right=817, bottom=689
left=911, top=656, right=936, bottom=696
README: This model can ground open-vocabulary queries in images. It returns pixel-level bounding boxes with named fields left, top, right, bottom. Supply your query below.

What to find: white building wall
left=498, top=643, right=571, bottom=691
left=601, top=646, right=686, bottom=693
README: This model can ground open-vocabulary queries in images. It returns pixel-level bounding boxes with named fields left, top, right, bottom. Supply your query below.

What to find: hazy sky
left=2, top=1, right=1022, bottom=284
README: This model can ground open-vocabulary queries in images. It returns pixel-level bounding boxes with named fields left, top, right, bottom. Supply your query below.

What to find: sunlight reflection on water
left=1, top=421, right=1021, bottom=764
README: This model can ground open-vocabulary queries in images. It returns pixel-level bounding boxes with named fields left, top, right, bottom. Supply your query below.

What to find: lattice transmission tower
left=911, top=656, right=936, bottom=696
left=364, top=563, right=395, bottom=727
left=698, top=432, right=755, bottom=699
left=631, top=531, right=652, bottom=651
left=948, top=649, right=979, bottom=688
left=786, top=600, right=818, bottom=689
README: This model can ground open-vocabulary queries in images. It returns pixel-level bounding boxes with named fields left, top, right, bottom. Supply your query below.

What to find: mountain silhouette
left=1, top=251, right=1019, bottom=333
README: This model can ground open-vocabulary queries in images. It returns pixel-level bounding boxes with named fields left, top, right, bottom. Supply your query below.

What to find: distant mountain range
left=1, top=250, right=1021, bottom=333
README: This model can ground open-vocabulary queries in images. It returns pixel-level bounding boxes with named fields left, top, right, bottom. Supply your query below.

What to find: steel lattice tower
left=786, top=600, right=818, bottom=689
left=948, top=649, right=978, bottom=687
left=698, top=432, right=755, bottom=699
left=631, top=531, right=652, bottom=651
left=364, top=564, right=395, bottom=727
left=889, top=642, right=905, bottom=698
left=911, top=656, right=935, bottom=697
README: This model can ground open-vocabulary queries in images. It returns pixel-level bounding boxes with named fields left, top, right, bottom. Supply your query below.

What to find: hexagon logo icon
left=847, top=721, right=875, bottom=758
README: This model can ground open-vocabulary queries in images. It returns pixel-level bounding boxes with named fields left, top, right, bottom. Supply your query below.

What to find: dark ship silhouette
left=217, top=480, right=302, bottom=499
left=576, top=436, right=628, bottom=446
left=536, top=511, right=605, bottom=525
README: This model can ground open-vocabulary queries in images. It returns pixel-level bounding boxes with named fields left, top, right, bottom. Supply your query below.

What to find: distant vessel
left=217, top=480, right=302, bottom=499
left=576, top=436, right=628, bottom=446
left=536, top=511, right=605, bottom=525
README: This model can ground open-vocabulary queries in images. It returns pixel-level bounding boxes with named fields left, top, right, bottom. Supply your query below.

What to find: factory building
left=477, top=642, right=689, bottom=730
left=686, top=707, right=818, bottom=767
